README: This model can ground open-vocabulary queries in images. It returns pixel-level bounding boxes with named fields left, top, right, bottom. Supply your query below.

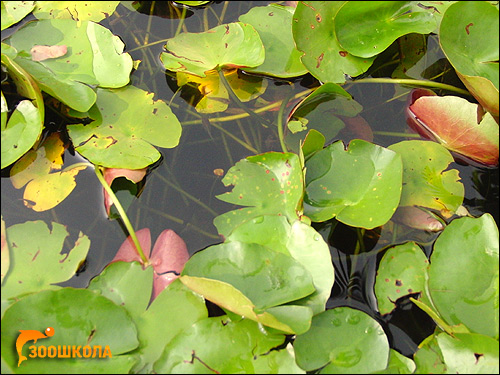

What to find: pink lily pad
left=406, top=89, right=499, bottom=167
left=111, top=228, right=189, bottom=300
left=102, top=167, right=147, bottom=215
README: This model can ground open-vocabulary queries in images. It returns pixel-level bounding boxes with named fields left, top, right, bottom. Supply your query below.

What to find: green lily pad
left=239, top=4, right=307, bottom=78
left=1, top=220, right=90, bottom=308
left=304, top=139, right=402, bottom=228
left=439, top=2, right=499, bottom=90
left=334, top=1, right=437, bottom=58
left=253, top=343, right=305, bottom=374
left=1, top=97, right=42, bottom=169
left=154, top=316, right=285, bottom=373
left=160, top=22, right=265, bottom=78
left=406, top=92, right=499, bottom=167
left=436, top=332, right=499, bottom=373
left=374, top=349, right=416, bottom=374
left=67, top=85, right=181, bottom=169
left=428, top=214, right=499, bottom=338
left=294, top=307, right=390, bottom=373
left=227, top=217, right=333, bottom=316
left=182, top=241, right=315, bottom=310
left=1, top=288, right=138, bottom=373
left=374, top=242, right=429, bottom=315
left=292, top=1, right=375, bottom=83
left=388, top=140, right=464, bottom=213
left=33, top=1, right=120, bottom=22
left=214, top=152, right=303, bottom=238
left=5, top=19, right=133, bottom=112
left=1, top=1, right=35, bottom=30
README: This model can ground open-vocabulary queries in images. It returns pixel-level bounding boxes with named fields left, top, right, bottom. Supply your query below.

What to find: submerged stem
left=348, top=78, right=471, bottom=96
left=94, top=165, right=148, bottom=264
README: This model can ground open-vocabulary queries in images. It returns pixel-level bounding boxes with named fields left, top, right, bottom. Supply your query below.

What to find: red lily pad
left=102, top=167, right=147, bottom=216
left=406, top=89, right=499, bottom=167
left=111, top=228, right=189, bottom=300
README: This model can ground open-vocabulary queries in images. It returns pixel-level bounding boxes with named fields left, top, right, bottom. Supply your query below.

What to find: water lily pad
left=388, top=140, right=464, bottom=213
left=439, top=2, right=499, bottom=90
left=1, top=220, right=89, bottom=307
left=304, top=139, right=402, bottom=228
left=406, top=89, right=499, bottom=167
left=292, top=1, right=375, bottom=83
left=239, top=4, right=307, bottom=78
left=67, top=86, right=181, bottom=169
left=428, top=214, right=499, bottom=338
left=214, top=152, right=303, bottom=238
left=160, top=22, right=265, bottom=78
left=375, top=242, right=429, bottom=315
left=1, top=288, right=138, bottom=373
left=33, top=1, right=120, bottom=22
left=294, top=307, right=390, bottom=373
left=334, top=1, right=437, bottom=58
left=9, top=133, right=88, bottom=212
left=5, top=19, right=133, bottom=111
left=176, top=69, right=267, bottom=114
left=182, top=241, right=315, bottom=310
left=1, top=1, right=35, bottom=30
left=1, top=97, right=42, bottom=169
left=154, top=316, right=285, bottom=373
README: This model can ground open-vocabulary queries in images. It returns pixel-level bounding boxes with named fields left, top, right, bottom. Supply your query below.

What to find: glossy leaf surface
left=32, top=1, right=120, bottom=22
left=304, top=139, right=402, bottom=228
left=160, top=22, right=265, bottom=77
left=68, top=86, right=181, bottom=169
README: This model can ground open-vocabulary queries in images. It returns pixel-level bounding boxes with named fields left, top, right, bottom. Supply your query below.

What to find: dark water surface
left=1, top=1, right=498, bottom=359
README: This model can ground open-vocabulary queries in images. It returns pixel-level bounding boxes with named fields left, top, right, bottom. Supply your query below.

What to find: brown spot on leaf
left=465, top=22, right=473, bottom=35
left=395, top=279, right=402, bottom=287
left=339, top=50, right=348, bottom=57
left=315, top=13, right=322, bottom=22
left=316, top=53, right=324, bottom=68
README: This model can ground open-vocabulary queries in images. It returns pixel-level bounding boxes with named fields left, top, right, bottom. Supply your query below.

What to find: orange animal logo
left=16, top=327, right=54, bottom=367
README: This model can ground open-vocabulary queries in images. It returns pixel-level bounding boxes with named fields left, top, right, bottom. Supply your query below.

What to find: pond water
left=1, top=1, right=498, bottom=359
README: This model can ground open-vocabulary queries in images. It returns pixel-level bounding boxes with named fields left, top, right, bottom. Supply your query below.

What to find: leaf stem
left=348, top=78, right=471, bottom=96
left=93, top=165, right=148, bottom=264
left=277, top=89, right=295, bottom=153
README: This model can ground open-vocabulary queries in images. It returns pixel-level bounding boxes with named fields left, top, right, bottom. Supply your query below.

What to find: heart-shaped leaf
left=335, top=1, right=437, bottom=58
left=388, top=140, right=464, bottom=213
left=239, top=4, right=307, bottom=78
left=292, top=1, right=375, bottom=83
left=160, top=22, right=265, bottom=78
left=406, top=89, right=499, bottom=167
left=67, top=85, right=181, bottom=169
left=304, top=139, right=402, bottom=228
left=214, top=152, right=303, bottom=238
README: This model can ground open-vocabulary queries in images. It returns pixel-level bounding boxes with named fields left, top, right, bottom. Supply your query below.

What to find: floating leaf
left=294, top=307, right=390, bottom=373
left=177, top=69, right=267, bottom=114
left=304, top=139, right=402, bottom=228
left=102, top=167, right=147, bottom=216
left=334, top=1, right=437, bottom=58
left=391, top=206, right=445, bottom=232
left=1, top=98, right=42, bottom=169
left=292, top=1, right=375, bottom=83
left=406, top=89, right=499, bottom=167
left=5, top=19, right=133, bottom=111
left=439, top=1, right=499, bottom=116
left=388, top=140, right=464, bottom=213
left=9, top=133, right=88, bottom=211
left=1, top=1, right=35, bottom=31
left=427, top=214, right=499, bottom=338
left=239, top=4, right=307, bottom=78
left=67, top=86, right=181, bottom=169
left=154, top=316, right=285, bottom=373
left=1, top=220, right=90, bottom=306
left=182, top=241, right=315, bottom=310
left=374, top=242, right=429, bottom=315
left=214, top=152, right=303, bottom=238
left=1, top=288, right=138, bottom=373
left=33, top=1, right=120, bottom=22
left=111, top=228, right=190, bottom=301
left=160, top=22, right=265, bottom=78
